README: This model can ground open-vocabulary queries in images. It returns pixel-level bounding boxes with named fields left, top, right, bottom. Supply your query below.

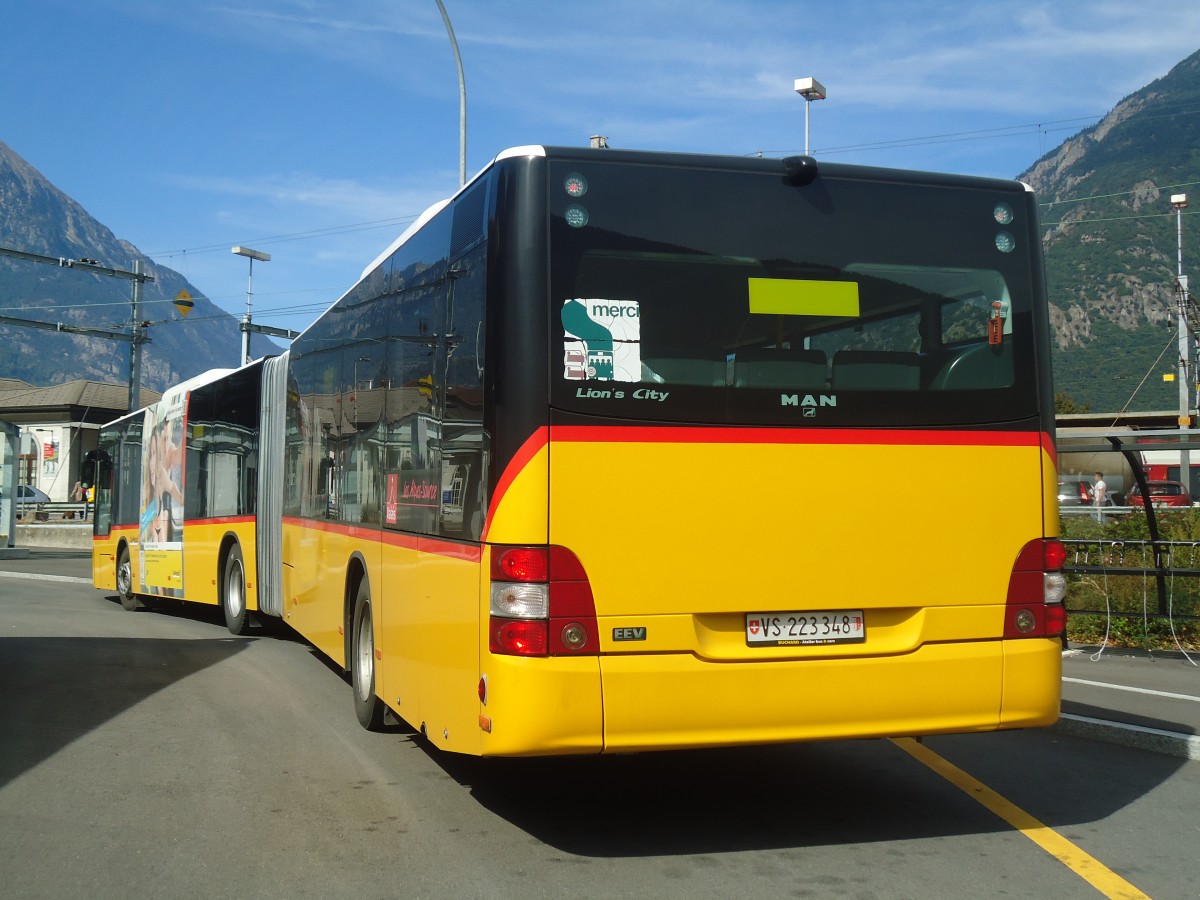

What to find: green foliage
left=1067, top=613, right=1198, bottom=652
left=1052, top=318, right=1179, bottom=412
left=1054, top=390, right=1089, bottom=414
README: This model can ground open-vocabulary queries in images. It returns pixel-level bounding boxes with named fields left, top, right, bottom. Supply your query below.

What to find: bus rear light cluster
left=1004, top=538, right=1067, bottom=638
left=488, top=545, right=599, bottom=656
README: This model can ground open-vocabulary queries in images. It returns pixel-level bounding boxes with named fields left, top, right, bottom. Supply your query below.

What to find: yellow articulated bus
left=93, top=146, right=1066, bottom=756
left=90, top=361, right=276, bottom=634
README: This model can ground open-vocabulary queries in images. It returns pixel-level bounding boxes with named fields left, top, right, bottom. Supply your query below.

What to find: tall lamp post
left=794, top=77, right=826, bottom=156
left=1172, top=193, right=1191, bottom=483
left=434, top=0, right=467, bottom=187
left=232, top=245, right=271, bottom=366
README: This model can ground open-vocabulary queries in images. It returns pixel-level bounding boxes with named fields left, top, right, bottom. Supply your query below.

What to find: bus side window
left=441, top=244, right=486, bottom=540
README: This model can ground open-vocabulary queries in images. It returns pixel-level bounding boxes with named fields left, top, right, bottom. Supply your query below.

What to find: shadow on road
left=426, top=729, right=1186, bottom=857
left=0, top=636, right=253, bottom=788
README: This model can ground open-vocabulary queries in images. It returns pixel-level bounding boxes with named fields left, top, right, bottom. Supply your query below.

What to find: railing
left=15, top=502, right=90, bottom=522
left=1062, top=538, right=1200, bottom=621
left=1059, top=503, right=1200, bottom=519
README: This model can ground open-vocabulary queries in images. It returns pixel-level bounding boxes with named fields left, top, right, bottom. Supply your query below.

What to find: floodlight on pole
left=232, top=245, right=271, bottom=366
left=794, top=77, right=826, bottom=156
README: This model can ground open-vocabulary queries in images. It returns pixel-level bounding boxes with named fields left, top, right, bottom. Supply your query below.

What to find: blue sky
left=4, top=1, right=1200, bottom=339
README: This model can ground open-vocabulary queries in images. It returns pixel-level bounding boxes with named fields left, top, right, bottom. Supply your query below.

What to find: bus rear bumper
left=596, top=639, right=1061, bottom=753
left=473, top=639, right=1060, bottom=756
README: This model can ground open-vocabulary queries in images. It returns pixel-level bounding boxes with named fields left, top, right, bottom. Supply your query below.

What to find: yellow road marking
left=891, top=737, right=1150, bottom=900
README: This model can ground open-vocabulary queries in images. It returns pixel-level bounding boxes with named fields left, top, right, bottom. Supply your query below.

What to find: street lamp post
left=1172, top=194, right=1191, bottom=484
left=231, top=245, right=271, bottom=366
left=434, top=0, right=467, bottom=187
left=794, top=77, right=826, bottom=156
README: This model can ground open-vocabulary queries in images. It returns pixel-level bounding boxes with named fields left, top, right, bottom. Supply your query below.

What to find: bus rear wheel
left=351, top=580, right=386, bottom=731
left=222, top=543, right=250, bottom=635
left=117, top=545, right=140, bottom=611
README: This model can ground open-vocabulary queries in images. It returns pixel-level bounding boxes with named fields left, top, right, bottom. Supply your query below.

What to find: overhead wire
left=145, top=214, right=419, bottom=260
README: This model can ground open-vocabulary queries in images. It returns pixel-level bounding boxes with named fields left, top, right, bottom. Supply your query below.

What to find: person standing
left=1093, top=472, right=1107, bottom=523
left=69, top=481, right=83, bottom=519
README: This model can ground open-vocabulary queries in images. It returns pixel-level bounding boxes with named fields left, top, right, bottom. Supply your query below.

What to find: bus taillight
left=1004, top=538, right=1067, bottom=638
left=489, top=545, right=599, bottom=656
left=489, top=618, right=550, bottom=655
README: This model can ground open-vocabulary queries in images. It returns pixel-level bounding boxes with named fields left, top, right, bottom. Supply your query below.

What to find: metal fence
left=15, top=502, right=89, bottom=522
left=1062, top=538, right=1200, bottom=621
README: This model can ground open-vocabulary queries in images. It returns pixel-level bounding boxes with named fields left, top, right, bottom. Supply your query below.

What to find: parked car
left=16, top=484, right=51, bottom=504
left=1127, top=480, right=1193, bottom=508
left=1057, top=477, right=1095, bottom=507
left=11, top=484, right=51, bottom=520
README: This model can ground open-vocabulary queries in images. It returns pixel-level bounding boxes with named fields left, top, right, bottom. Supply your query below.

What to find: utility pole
left=0, top=246, right=155, bottom=410
left=1172, top=193, right=1191, bottom=485
left=129, top=260, right=146, bottom=410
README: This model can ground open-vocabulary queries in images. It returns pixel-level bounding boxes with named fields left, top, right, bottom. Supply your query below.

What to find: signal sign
left=174, top=290, right=194, bottom=318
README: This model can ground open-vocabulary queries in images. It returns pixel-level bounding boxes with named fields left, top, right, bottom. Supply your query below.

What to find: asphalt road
left=2, top=554, right=1198, bottom=899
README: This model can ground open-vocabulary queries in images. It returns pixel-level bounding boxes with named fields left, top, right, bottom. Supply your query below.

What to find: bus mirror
left=782, top=155, right=819, bottom=186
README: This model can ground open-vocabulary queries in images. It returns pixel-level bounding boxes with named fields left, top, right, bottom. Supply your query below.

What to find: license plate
left=746, top=610, right=865, bottom=646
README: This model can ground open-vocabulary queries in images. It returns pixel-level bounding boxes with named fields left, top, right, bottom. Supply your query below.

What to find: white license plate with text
left=746, top=610, right=865, bottom=646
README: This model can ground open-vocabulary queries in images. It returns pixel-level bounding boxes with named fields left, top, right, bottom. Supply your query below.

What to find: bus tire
left=222, top=543, right=251, bottom=635
left=351, top=580, right=386, bottom=731
left=117, top=545, right=140, bottom=611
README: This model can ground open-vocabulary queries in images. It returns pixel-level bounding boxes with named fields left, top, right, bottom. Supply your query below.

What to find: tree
left=1055, top=390, right=1091, bottom=414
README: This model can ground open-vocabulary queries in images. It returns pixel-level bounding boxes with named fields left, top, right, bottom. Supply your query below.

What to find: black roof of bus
left=532, top=145, right=1031, bottom=194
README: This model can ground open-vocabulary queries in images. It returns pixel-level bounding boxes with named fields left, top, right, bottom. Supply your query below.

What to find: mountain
left=1020, top=49, right=1200, bottom=412
left=0, top=141, right=280, bottom=396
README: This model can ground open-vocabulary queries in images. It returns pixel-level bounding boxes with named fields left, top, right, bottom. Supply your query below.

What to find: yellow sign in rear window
left=748, top=278, right=860, bottom=317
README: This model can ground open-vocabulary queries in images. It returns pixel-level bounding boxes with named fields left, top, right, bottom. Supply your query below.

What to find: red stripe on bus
left=399, top=532, right=483, bottom=562
left=482, top=424, right=1052, bottom=537
left=282, top=516, right=482, bottom=563
left=480, top=426, right=550, bottom=540
left=547, top=424, right=1051, bottom=451
left=183, top=515, right=256, bottom=527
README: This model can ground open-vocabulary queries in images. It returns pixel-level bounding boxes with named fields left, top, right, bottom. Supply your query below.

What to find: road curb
left=1054, top=713, right=1200, bottom=761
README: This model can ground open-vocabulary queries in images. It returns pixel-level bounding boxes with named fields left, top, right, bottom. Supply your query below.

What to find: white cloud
left=163, top=169, right=447, bottom=227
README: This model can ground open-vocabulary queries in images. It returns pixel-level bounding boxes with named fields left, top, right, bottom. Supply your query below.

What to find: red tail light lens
left=490, top=618, right=549, bottom=655
left=1044, top=539, right=1067, bottom=571
left=1005, top=538, right=1066, bottom=638
left=492, top=546, right=549, bottom=582
left=489, top=545, right=598, bottom=656
left=1044, top=603, right=1067, bottom=636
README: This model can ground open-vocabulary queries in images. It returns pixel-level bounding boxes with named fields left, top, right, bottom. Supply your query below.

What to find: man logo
left=781, top=393, right=837, bottom=408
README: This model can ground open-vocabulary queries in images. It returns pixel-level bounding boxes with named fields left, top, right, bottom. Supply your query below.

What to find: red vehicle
left=1127, top=481, right=1193, bottom=508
